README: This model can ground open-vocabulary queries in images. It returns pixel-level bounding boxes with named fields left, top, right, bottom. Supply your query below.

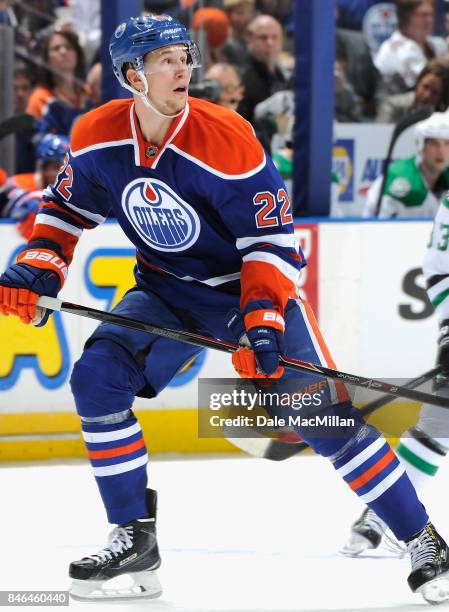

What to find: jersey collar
left=129, top=101, right=190, bottom=169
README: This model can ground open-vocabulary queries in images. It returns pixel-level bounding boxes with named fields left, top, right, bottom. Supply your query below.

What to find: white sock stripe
left=400, top=436, right=447, bottom=468
left=358, top=463, right=405, bottom=503
left=82, top=422, right=141, bottom=443
left=337, top=437, right=387, bottom=478
left=92, top=453, right=148, bottom=477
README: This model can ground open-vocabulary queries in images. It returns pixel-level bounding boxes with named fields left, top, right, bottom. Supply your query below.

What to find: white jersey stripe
left=129, top=103, right=140, bottom=167
left=82, top=422, right=141, bottom=443
left=336, top=437, right=387, bottom=478
left=427, top=276, right=449, bottom=303
left=359, top=464, right=405, bottom=503
left=236, top=234, right=296, bottom=250
left=35, top=213, right=83, bottom=237
left=71, top=139, right=134, bottom=158
left=242, top=251, right=300, bottom=284
left=167, top=143, right=266, bottom=180
left=43, top=186, right=106, bottom=225
left=92, top=453, right=148, bottom=477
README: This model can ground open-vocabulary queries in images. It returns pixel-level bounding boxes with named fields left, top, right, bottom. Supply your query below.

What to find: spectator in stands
left=255, top=0, right=294, bottom=46
left=335, top=37, right=363, bottom=122
left=53, top=0, right=100, bottom=65
left=14, top=65, right=33, bottom=114
left=364, top=112, right=449, bottom=217
left=192, top=7, right=230, bottom=67
left=221, top=0, right=255, bottom=67
left=237, top=14, right=288, bottom=124
left=204, top=62, right=244, bottom=111
left=86, top=62, right=102, bottom=108
left=375, top=0, right=447, bottom=96
left=26, top=29, right=87, bottom=131
left=14, top=65, right=36, bottom=173
left=376, top=57, right=449, bottom=122
left=335, top=0, right=383, bottom=30
left=336, top=25, right=380, bottom=119
left=0, top=133, right=69, bottom=239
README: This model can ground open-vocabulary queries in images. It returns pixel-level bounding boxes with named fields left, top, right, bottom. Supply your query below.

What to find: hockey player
left=363, top=112, right=449, bottom=218
left=0, top=14, right=449, bottom=603
left=343, top=191, right=449, bottom=556
left=0, top=134, right=69, bottom=239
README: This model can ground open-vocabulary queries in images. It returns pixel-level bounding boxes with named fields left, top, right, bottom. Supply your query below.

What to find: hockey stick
left=37, top=296, right=449, bottom=409
left=0, top=113, right=35, bottom=140
left=232, top=365, right=440, bottom=461
left=374, top=107, right=433, bottom=217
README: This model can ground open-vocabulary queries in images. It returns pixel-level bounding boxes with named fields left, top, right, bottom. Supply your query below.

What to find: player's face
left=144, top=46, right=192, bottom=115
left=422, top=138, right=449, bottom=174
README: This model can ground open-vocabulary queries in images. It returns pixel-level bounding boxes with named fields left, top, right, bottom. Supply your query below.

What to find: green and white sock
left=396, top=427, right=447, bottom=493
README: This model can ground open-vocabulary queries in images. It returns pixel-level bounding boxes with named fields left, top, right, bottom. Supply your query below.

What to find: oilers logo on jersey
left=122, top=178, right=201, bottom=252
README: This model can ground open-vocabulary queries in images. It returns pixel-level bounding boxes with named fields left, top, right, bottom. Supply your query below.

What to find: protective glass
left=143, top=43, right=201, bottom=75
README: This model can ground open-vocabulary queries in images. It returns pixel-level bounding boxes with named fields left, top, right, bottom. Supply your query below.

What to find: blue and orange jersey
left=30, top=97, right=305, bottom=314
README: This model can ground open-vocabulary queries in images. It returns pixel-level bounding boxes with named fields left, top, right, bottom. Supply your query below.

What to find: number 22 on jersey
left=254, top=189, right=292, bottom=228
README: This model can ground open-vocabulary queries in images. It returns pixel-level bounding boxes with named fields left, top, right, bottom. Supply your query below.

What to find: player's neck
left=134, top=96, right=174, bottom=146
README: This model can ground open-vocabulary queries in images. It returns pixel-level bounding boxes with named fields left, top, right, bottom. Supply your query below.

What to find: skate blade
left=69, top=570, right=162, bottom=602
left=418, top=572, right=449, bottom=605
left=340, top=533, right=376, bottom=557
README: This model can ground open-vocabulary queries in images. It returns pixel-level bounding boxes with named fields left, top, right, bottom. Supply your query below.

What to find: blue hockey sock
left=332, top=434, right=428, bottom=541
left=81, top=413, right=149, bottom=525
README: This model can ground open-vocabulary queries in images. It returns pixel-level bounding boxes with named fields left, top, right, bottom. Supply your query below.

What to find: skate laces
left=88, top=525, right=134, bottom=564
left=407, top=525, right=438, bottom=569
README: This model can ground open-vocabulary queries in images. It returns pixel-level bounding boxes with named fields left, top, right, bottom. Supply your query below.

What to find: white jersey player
left=364, top=112, right=449, bottom=219
left=343, top=184, right=449, bottom=556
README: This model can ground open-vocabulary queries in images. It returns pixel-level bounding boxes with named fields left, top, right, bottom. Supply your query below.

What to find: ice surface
left=2, top=453, right=449, bottom=612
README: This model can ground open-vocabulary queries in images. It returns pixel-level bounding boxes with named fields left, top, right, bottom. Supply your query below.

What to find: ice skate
left=340, top=507, right=388, bottom=556
left=69, top=489, right=162, bottom=601
left=407, top=523, right=449, bottom=604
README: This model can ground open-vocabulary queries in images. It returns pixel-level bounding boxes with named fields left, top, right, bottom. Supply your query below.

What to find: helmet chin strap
left=135, top=70, right=184, bottom=119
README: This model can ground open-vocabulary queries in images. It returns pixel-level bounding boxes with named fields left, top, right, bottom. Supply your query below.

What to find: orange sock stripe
left=349, top=448, right=396, bottom=491
left=301, top=301, right=350, bottom=403
left=87, top=437, right=146, bottom=459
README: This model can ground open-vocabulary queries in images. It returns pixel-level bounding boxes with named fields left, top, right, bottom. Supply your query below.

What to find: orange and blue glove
left=226, top=300, right=285, bottom=378
left=0, top=244, right=67, bottom=326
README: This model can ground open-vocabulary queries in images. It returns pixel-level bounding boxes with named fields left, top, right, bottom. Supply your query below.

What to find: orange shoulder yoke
left=172, top=98, right=265, bottom=176
left=71, top=99, right=134, bottom=154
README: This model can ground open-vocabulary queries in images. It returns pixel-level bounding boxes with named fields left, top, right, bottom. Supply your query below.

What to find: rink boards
left=0, top=219, right=436, bottom=460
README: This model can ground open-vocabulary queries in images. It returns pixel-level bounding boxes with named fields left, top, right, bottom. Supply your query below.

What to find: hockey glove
left=0, top=247, right=67, bottom=326
left=226, top=300, right=285, bottom=378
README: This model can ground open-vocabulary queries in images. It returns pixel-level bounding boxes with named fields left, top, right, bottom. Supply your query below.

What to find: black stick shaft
left=42, top=298, right=449, bottom=410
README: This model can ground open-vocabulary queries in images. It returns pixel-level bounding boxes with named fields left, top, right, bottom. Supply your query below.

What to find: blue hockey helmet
left=36, top=134, right=70, bottom=164
left=110, top=14, right=201, bottom=92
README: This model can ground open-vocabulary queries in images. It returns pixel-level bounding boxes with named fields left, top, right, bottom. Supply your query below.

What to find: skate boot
left=407, top=523, right=449, bottom=604
left=69, top=489, right=162, bottom=601
left=340, top=507, right=388, bottom=556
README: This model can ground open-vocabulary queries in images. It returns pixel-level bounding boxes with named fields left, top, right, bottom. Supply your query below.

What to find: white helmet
left=415, top=112, right=449, bottom=155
